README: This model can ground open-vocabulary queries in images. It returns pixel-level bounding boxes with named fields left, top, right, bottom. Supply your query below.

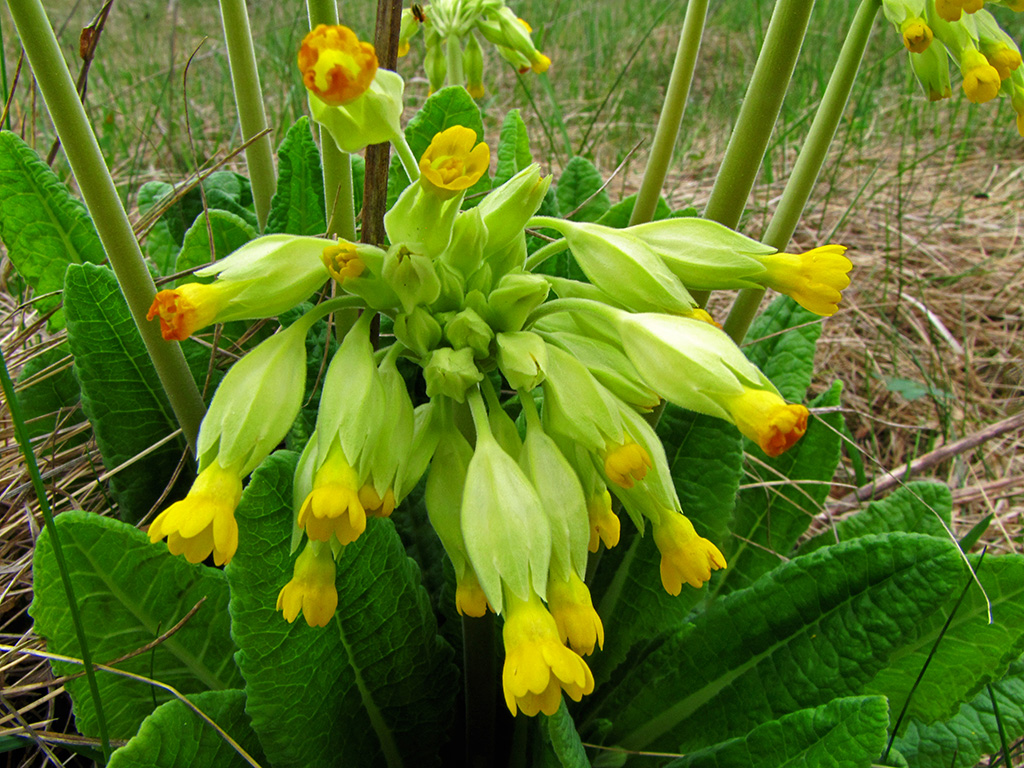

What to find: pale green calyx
left=394, top=307, right=444, bottom=357
left=486, top=271, right=550, bottom=332
left=382, top=244, right=442, bottom=313
left=476, top=164, right=551, bottom=254
left=310, top=69, right=404, bottom=153
left=496, top=331, right=547, bottom=391
left=423, top=347, right=485, bottom=402
left=446, top=308, right=495, bottom=359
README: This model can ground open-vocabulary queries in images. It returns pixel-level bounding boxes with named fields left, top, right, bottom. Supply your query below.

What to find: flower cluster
left=145, top=25, right=853, bottom=718
left=398, top=0, right=550, bottom=97
left=883, top=0, right=1024, bottom=133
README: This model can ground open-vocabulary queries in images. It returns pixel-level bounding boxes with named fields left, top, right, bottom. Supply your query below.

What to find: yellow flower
left=419, top=126, right=490, bottom=200
left=757, top=244, right=852, bottom=317
left=298, top=24, right=378, bottom=107
left=147, top=283, right=235, bottom=341
left=901, top=19, right=933, bottom=53
left=547, top=572, right=604, bottom=656
left=276, top=540, right=338, bottom=627
left=531, top=52, right=551, bottom=74
left=467, top=81, right=486, bottom=99
left=456, top=568, right=492, bottom=618
left=961, top=49, right=1001, bottom=103
left=322, top=243, right=366, bottom=283
left=725, top=387, right=809, bottom=457
left=652, top=511, right=726, bottom=596
left=359, top=484, right=396, bottom=518
left=935, top=0, right=964, bottom=21
left=297, top=440, right=367, bottom=545
left=587, top=490, right=620, bottom=552
left=601, top=439, right=652, bottom=489
left=148, top=460, right=243, bottom=566
left=985, top=47, right=1022, bottom=81
left=501, top=590, right=595, bottom=717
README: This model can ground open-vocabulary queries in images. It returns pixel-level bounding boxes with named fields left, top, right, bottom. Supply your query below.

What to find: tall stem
left=628, top=0, right=710, bottom=226
left=8, top=0, right=205, bottom=450
left=722, top=0, right=880, bottom=343
left=219, top=0, right=277, bottom=231
left=445, top=34, right=465, bottom=88
left=0, top=346, right=111, bottom=762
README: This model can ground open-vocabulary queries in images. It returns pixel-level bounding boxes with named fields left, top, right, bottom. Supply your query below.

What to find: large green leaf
left=493, top=109, right=533, bottom=188
left=556, top=156, right=610, bottom=222
left=867, top=553, right=1024, bottom=724
left=137, top=181, right=181, bottom=276
left=15, top=343, right=84, bottom=443
left=30, top=512, right=242, bottom=740
left=267, top=117, right=326, bottom=237
left=799, top=482, right=952, bottom=555
left=0, top=131, right=106, bottom=325
left=108, top=690, right=265, bottom=768
left=582, top=533, right=964, bottom=754
left=743, top=296, right=822, bottom=403
left=174, top=210, right=258, bottom=281
left=894, top=658, right=1024, bottom=768
left=714, top=382, right=844, bottom=593
left=227, top=452, right=458, bottom=768
left=63, top=263, right=192, bottom=522
left=404, top=86, right=485, bottom=162
left=537, top=701, right=591, bottom=768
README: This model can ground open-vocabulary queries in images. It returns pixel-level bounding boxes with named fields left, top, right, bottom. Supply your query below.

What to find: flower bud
left=382, top=245, right=442, bottom=312
left=385, top=181, right=462, bottom=257
left=441, top=207, right=488, bottom=278
left=423, top=347, right=484, bottom=402
left=496, top=331, right=547, bottom=391
left=486, top=271, right=549, bottom=332
left=397, top=7, right=422, bottom=57
left=476, top=165, right=551, bottom=254
left=446, top=308, right=494, bottom=359
left=424, top=31, right=447, bottom=94
left=909, top=38, right=952, bottom=100
left=901, top=17, right=933, bottom=52
left=395, top=402, right=442, bottom=502
left=394, top=307, right=443, bottom=357
left=464, top=32, right=486, bottom=98
left=540, top=330, right=659, bottom=411
left=541, top=344, right=624, bottom=453
left=362, top=349, right=416, bottom=505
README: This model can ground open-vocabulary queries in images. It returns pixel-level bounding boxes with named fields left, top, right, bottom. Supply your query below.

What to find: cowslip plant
left=4, top=2, right=1024, bottom=768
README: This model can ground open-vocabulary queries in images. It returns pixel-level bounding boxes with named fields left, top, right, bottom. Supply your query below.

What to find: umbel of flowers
left=882, top=0, right=1024, bottom=133
left=145, top=25, right=852, bottom=718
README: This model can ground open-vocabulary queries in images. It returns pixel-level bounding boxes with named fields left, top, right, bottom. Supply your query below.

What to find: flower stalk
left=8, top=0, right=205, bottom=450
left=722, top=0, right=880, bottom=343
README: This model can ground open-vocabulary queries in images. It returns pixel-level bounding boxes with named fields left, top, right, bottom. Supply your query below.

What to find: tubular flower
left=652, top=511, right=727, bottom=595
left=322, top=243, right=366, bottom=282
left=419, top=126, right=491, bottom=200
left=148, top=460, right=243, bottom=566
left=601, top=438, right=652, bottom=489
left=587, top=489, right=621, bottom=552
left=276, top=541, right=338, bottom=628
left=901, top=18, right=933, bottom=52
left=531, top=52, right=552, bottom=73
left=147, top=283, right=236, bottom=341
left=547, top=571, right=604, bottom=656
left=456, top=568, right=492, bottom=618
left=297, top=441, right=367, bottom=545
left=359, top=484, right=396, bottom=518
left=961, top=49, right=1001, bottom=103
left=985, top=46, right=1022, bottom=80
left=726, top=388, right=809, bottom=457
left=298, top=24, right=378, bottom=107
left=501, top=590, right=595, bottom=717
left=756, top=245, right=852, bottom=317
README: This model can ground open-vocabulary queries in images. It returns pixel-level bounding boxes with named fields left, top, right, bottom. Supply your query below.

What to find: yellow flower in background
left=419, top=125, right=490, bottom=199
left=901, top=18, right=933, bottom=53
left=586, top=489, right=621, bottom=552
left=501, top=590, right=595, bottom=717
left=547, top=571, right=605, bottom=656
left=148, top=460, right=243, bottom=566
left=276, top=541, right=338, bottom=628
left=298, top=24, right=378, bottom=107
left=961, top=48, right=1001, bottom=102
left=757, top=244, right=852, bottom=317
left=297, top=440, right=367, bottom=545
left=726, top=388, right=809, bottom=457
left=652, top=511, right=727, bottom=595
left=601, top=438, right=652, bottom=489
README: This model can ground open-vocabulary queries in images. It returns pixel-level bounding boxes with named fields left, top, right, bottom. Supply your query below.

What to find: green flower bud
left=487, top=271, right=549, bottom=332
left=540, top=344, right=623, bottom=452
left=310, top=69, right=405, bottom=154
left=424, top=30, right=447, bottom=94
left=382, top=244, right=442, bottom=313
left=483, top=379, right=523, bottom=456
left=384, top=180, right=463, bottom=257
left=541, top=330, right=659, bottom=411
left=496, top=331, right=547, bottom=391
left=485, top=234, right=529, bottom=282
left=476, top=164, right=551, bottom=254
left=433, top=261, right=467, bottom=313
left=394, top=307, right=443, bottom=357
left=363, top=349, right=416, bottom=499
left=446, top=307, right=495, bottom=358
left=441, top=207, right=488, bottom=278
left=396, top=401, right=442, bottom=501
left=425, top=416, right=475, bottom=578
left=532, top=217, right=694, bottom=315
left=424, top=347, right=485, bottom=402
left=463, top=32, right=486, bottom=98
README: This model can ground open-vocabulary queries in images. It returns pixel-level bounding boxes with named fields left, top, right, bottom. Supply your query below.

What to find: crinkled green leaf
left=715, top=382, right=843, bottom=593
left=107, top=690, right=265, bottom=768
left=227, top=452, right=458, bottom=768
left=30, top=512, right=242, bottom=740
left=800, top=482, right=952, bottom=555
left=63, top=263, right=193, bottom=522
left=0, top=131, right=106, bottom=325
left=867, top=553, right=1024, bottom=723
left=894, top=658, right=1024, bottom=768
left=664, top=696, right=890, bottom=768
left=137, top=181, right=181, bottom=276
left=195, top=171, right=257, bottom=231
left=267, top=117, right=326, bottom=237
left=538, top=700, right=591, bottom=768
left=174, top=210, right=258, bottom=282
left=583, top=533, right=963, bottom=754
left=743, top=295, right=822, bottom=403
left=596, top=193, right=672, bottom=229
left=15, top=343, right=84, bottom=443
left=494, top=109, right=533, bottom=188
left=556, top=156, right=610, bottom=222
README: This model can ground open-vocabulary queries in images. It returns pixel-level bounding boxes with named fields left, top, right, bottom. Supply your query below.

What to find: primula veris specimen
left=298, top=24, right=377, bottom=106
left=276, top=540, right=338, bottom=628
left=652, top=510, right=728, bottom=595
left=546, top=571, right=604, bottom=656
left=419, top=125, right=491, bottom=200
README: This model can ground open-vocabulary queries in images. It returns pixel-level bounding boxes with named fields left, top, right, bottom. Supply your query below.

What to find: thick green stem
left=219, top=0, right=277, bottom=231
left=391, top=132, right=421, bottom=182
left=629, top=0, right=710, bottom=226
left=8, top=0, right=205, bottom=450
left=445, top=34, right=465, bottom=88
left=0, top=347, right=111, bottom=762
left=722, top=0, right=880, bottom=343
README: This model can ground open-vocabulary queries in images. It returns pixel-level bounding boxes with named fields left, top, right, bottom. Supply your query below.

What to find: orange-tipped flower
left=147, top=283, right=231, bottom=341
left=298, top=24, right=378, bottom=107
left=726, top=388, right=809, bottom=457
left=419, top=126, right=490, bottom=200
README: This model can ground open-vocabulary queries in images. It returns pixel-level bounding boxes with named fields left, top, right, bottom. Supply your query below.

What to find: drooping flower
left=547, top=571, right=604, bottom=656
left=587, top=489, right=621, bottom=552
left=501, top=589, right=595, bottom=717
left=419, top=125, right=491, bottom=200
left=147, top=283, right=235, bottom=341
left=456, top=568, right=491, bottom=618
left=600, top=438, right=652, bottom=489
left=960, top=48, right=1002, bottom=103
left=297, top=438, right=367, bottom=545
left=756, top=245, right=852, bottom=317
left=652, top=510, right=727, bottom=596
left=148, top=459, right=243, bottom=566
left=901, top=18, right=934, bottom=52
left=725, top=387, right=809, bottom=457
left=276, top=540, right=338, bottom=627
left=298, top=24, right=378, bottom=106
